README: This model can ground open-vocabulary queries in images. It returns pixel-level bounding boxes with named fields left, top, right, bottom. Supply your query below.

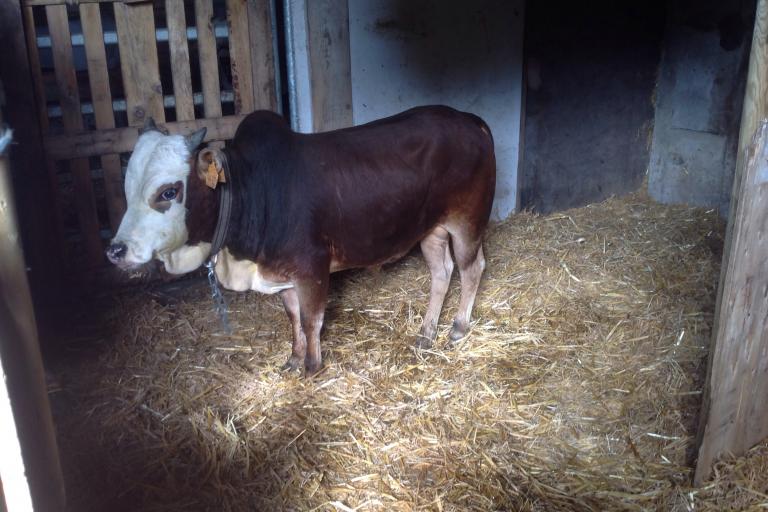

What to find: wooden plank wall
left=46, top=5, right=104, bottom=267
left=695, top=0, right=768, bottom=485
left=20, top=0, right=278, bottom=276
left=307, top=0, right=353, bottom=131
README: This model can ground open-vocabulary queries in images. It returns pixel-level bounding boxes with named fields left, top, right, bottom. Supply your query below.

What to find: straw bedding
left=48, top=189, right=766, bottom=511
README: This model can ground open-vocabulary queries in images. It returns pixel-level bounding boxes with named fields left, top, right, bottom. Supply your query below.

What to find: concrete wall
left=348, top=0, right=524, bottom=220
left=521, top=2, right=666, bottom=214
left=648, top=1, right=754, bottom=216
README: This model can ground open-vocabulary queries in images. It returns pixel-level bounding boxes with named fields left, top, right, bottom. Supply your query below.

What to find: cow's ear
left=195, top=147, right=225, bottom=181
left=186, top=127, right=207, bottom=152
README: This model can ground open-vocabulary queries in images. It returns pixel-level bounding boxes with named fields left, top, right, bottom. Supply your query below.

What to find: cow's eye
left=161, top=188, right=177, bottom=201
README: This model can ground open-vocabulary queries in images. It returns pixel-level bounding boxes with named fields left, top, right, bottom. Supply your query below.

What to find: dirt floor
left=44, top=190, right=768, bottom=511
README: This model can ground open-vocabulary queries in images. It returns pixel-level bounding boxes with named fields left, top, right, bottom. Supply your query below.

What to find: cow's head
left=105, top=119, right=207, bottom=271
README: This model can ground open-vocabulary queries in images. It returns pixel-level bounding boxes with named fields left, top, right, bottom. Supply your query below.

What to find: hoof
left=281, top=356, right=302, bottom=372
left=304, top=359, right=322, bottom=376
left=414, top=334, right=433, bottom=350
left=448, top=320, right=468, bottom=345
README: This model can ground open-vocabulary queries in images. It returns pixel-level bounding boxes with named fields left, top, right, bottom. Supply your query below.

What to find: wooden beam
left=47, top=4, right=104, bottom=267
left=114, top=1, right=165, bottom=125
left=227, top=0, right=255, bottom=114
left=166, top=0, right=195, bottom=121
left=695, top=0, right=768, bottom=484
left=307, top=0, right=353, bottom=132
left=80, top=2, right=126, bottom=233
left=195, top=0, right=223, bottom=118
left=247, top=0, right=278, bottom=110
left=11, top=1, right=66, bottom=294
left=695, top=120, right=768, bottom=485
left=24, top=0, right=149, bottom=7
left=0, top=128, right=65, bottom=512
left=43, top=115, right=247, bottom=160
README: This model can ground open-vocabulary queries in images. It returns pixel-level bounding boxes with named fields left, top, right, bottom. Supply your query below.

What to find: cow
left=106, top=106, right=496, bottom=374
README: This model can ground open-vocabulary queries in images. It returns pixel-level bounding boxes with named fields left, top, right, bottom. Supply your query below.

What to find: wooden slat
left=26, top=0, right=148, bottom=5
left=695, top=0, right=768, bottom=484
left=695, top=120, right=768, bottom=485
left=0, top=130, right=65, bottom=512
left=44, top=115, right=246, bottom=160
left=195, top=0, right=223, bottom=118
left=114, top=1, right=165, bottom=125
left=166, top=0, right=195, bottom=121
left=0, top=9, right=66, bottom=507
left=80, top=3, right=126, bottom=232
left=307, top=0, right=353, bottom=131
left=22, top=6, right=49, bottom=132
left=226, top=0, right=254, bottom=114
left=46, top=4, right=104, bottom=267
left=20, top=4, right=68, bottom=268
left=247, top=0, right=278, bottom=110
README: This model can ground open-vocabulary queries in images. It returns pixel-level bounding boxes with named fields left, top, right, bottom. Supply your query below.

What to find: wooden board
left=195, top=0, right=223, bottom=118
left=695, top=0, right=768, bottom=485
left=114, top=1, right=165, bottom=125
left=307, top=0, right=353, bottom=131
left=695, top=120, right=768, bottom=485
left=247, top=0, right=278, bottom=110
left=44, top=115, right=247, bottom=160
left=226, top=0, right=255, bottom=114
left=22, top=5, right=49, bottom=132
left=46, top=4, right=104, bottom=267
left=80, top=2, right=126, bottom=232
left=25, top=0, right=147, bottom=5
left=0, top=128, right=65, bottom=512
left=166, top=0, right=195, bottom=121
left=17, top=3, right=67, bottom=278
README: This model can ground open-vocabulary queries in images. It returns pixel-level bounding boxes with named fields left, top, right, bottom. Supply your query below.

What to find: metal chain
left=205, top=256, right=232, bottom=335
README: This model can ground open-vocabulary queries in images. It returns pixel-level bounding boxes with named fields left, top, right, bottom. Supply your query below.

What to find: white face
left=110, top=131, right=192, bottom=269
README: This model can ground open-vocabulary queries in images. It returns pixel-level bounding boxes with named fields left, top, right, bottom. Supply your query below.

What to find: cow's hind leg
left=279, top=288, right=306, bottom=371
left=447, top=229, right=486, bottom=344
left=416, top=226, right=454, bottom=349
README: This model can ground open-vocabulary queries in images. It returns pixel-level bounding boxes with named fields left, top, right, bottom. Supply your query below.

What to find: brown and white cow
left=106, top=106, right=496, bottom=374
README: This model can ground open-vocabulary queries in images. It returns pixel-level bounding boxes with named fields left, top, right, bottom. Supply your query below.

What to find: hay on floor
left=50, top=189, right=760, bottom=512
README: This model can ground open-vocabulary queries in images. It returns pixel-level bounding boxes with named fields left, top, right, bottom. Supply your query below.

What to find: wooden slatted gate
left=20, top=0, right=278, bottom=276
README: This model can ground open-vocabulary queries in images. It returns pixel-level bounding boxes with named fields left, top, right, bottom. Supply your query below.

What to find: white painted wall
left=348, top=1, right=524, bottom=219
left=285, top=0, right=525, bottom=218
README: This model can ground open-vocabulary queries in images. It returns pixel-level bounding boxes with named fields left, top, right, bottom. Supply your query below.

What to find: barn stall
left=0, top=0, right=766, bottom=511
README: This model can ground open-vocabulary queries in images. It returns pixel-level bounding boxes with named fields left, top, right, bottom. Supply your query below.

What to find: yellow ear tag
left=205, top=161, right=219, bottom=189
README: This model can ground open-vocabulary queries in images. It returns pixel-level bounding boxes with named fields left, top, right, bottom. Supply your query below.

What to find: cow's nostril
left=106, top=243, right=127, bottom=263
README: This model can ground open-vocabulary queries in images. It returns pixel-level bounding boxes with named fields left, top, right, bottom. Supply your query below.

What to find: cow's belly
left=215, top=247, right=292, bottom=293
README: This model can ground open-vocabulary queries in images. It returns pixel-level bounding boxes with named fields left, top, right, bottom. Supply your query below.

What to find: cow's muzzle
left=105, top=242, right=128, bottom=265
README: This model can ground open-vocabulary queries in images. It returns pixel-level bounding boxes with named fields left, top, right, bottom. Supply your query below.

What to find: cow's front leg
left=279, top=288, right=306, bottom=371
left=294, top=274, right=329, bottom=375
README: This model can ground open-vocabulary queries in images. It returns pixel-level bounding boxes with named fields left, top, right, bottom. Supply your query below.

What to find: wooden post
left=694, top=0, right=768, bottom=485
left=0, top=0, right=62, bottom=304
left=248, top=0, right=278, bottom=110
left=0, top=128, right=65, bottom=511
left=195, top=0, right=223, bottom=119
left=166, top=0, right=196, bottom=122
left=115, top=1, right=165, bottom=125
left=307, top=0, right=353, bottom=131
